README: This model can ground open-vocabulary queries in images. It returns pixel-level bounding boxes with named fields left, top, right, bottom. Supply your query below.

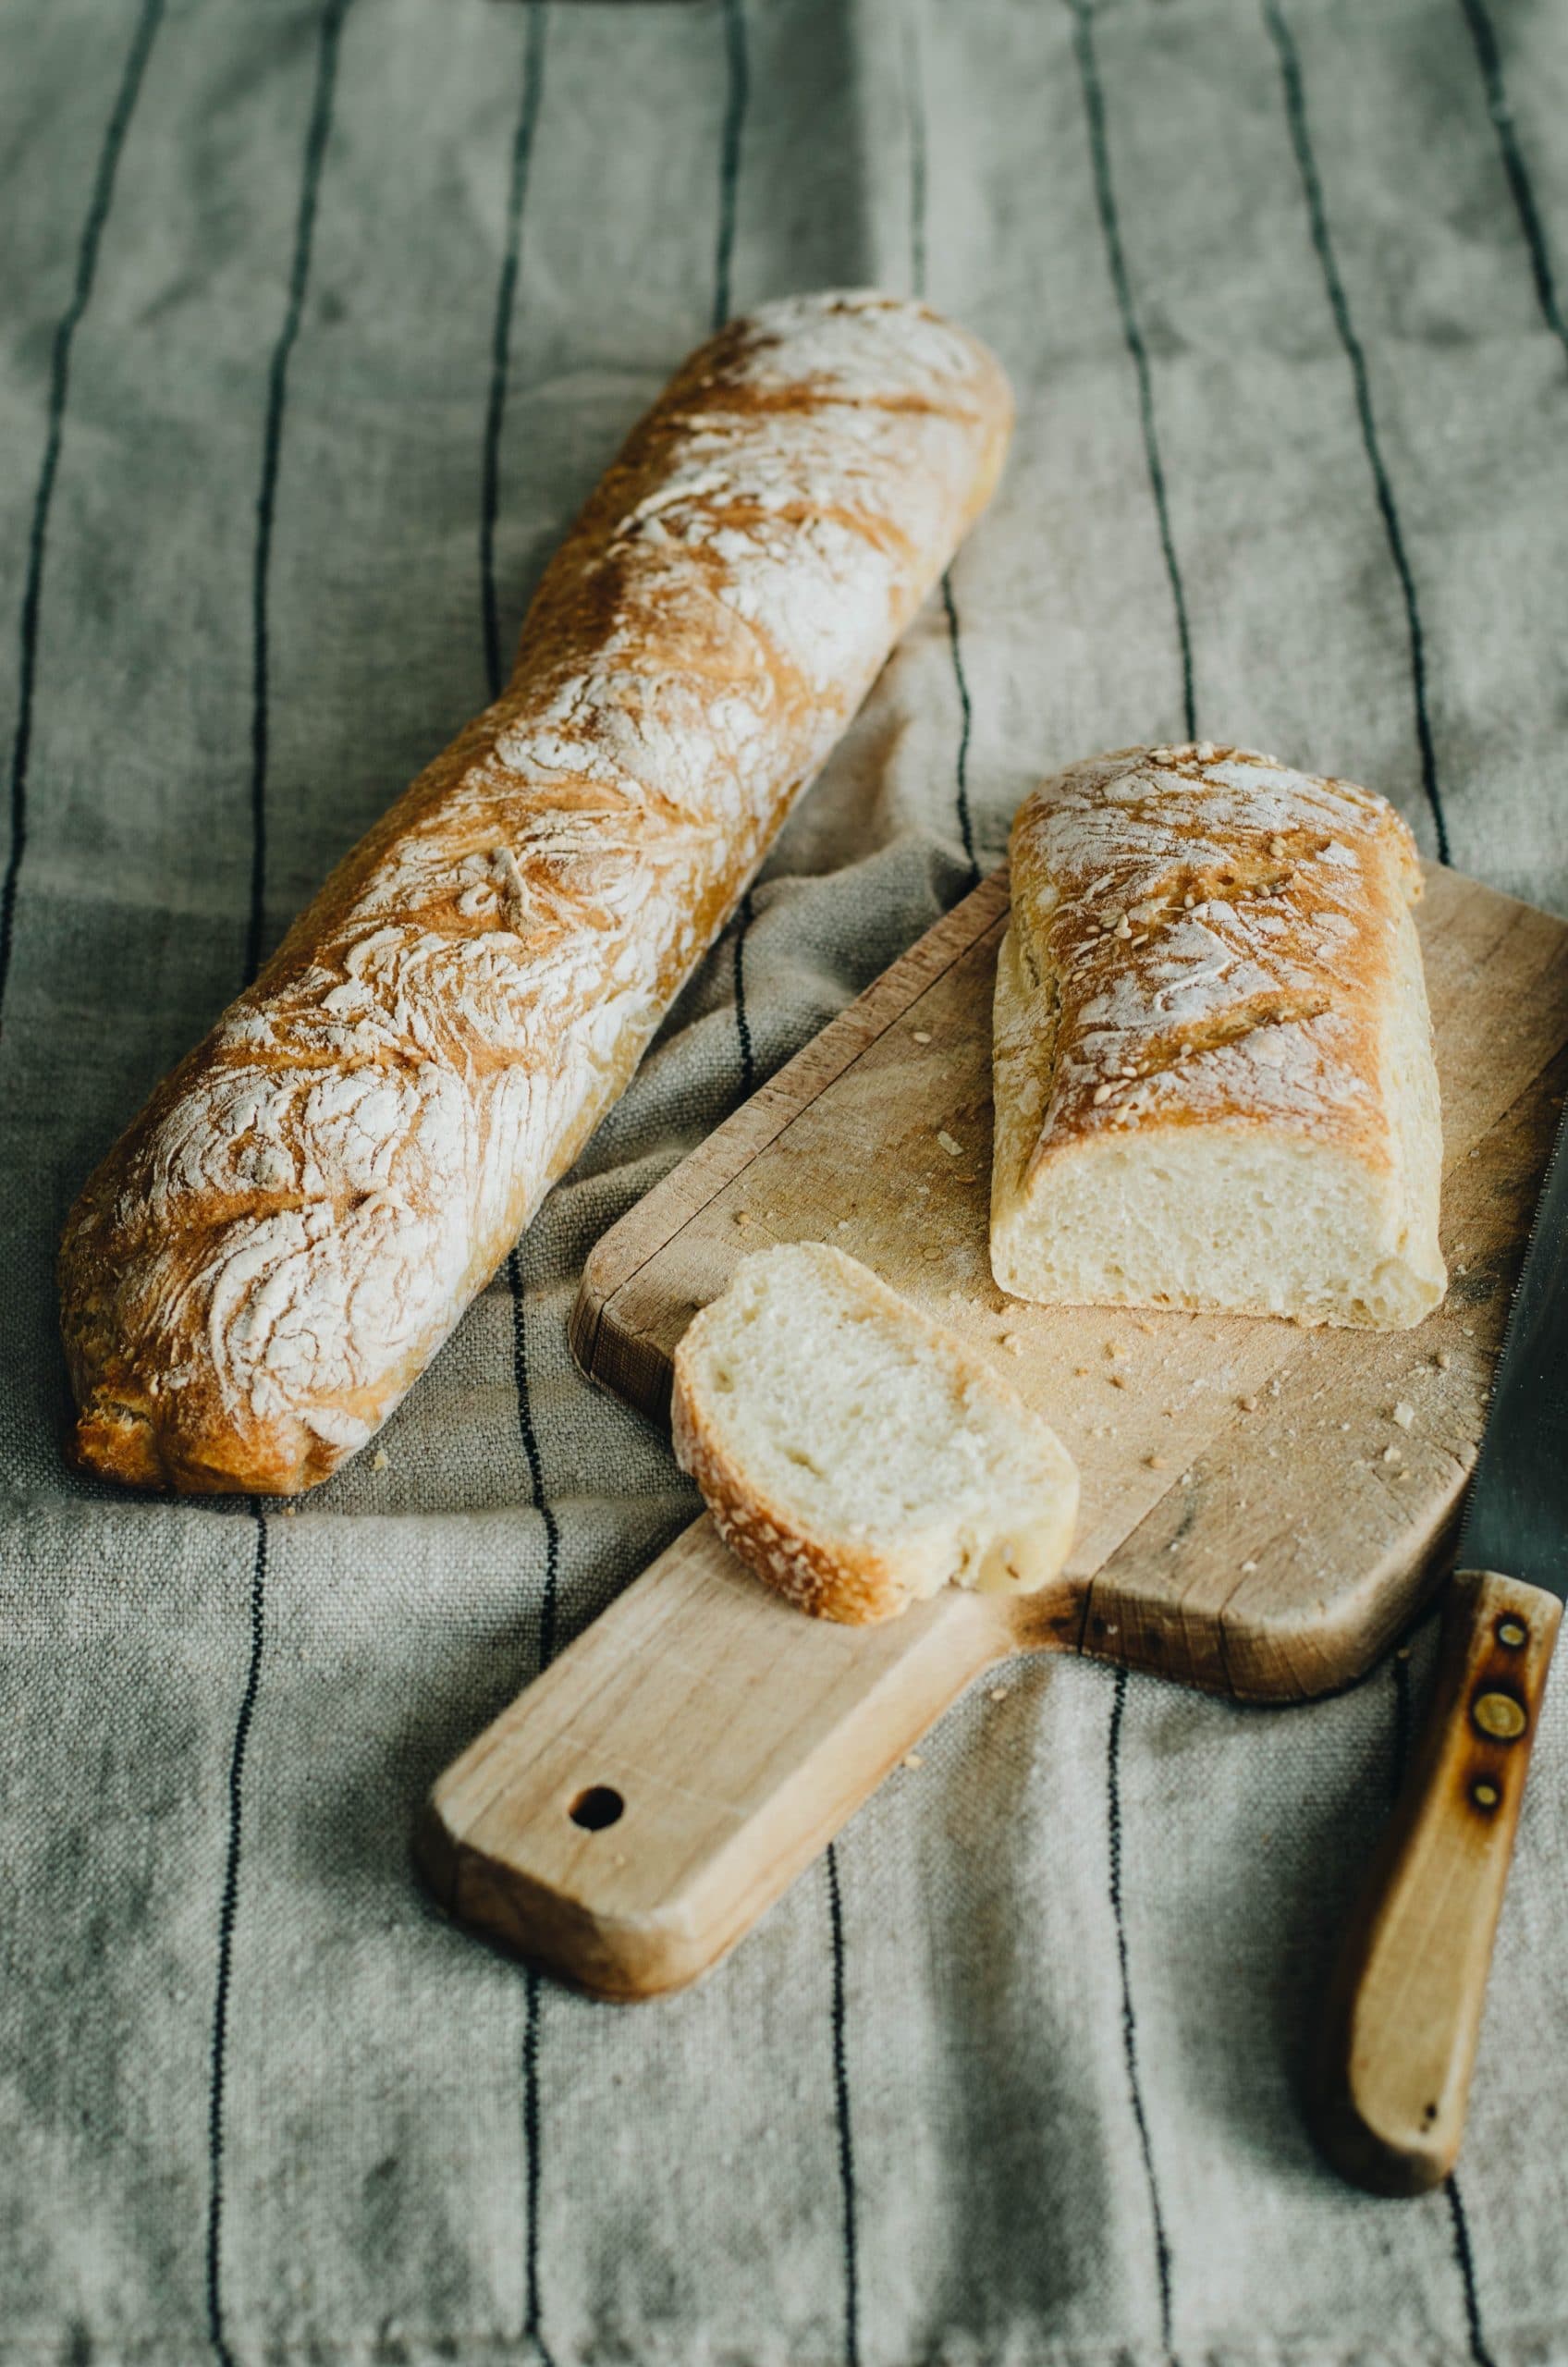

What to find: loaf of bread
left=990, top=743, right=1446, bottom=1328
left=671, top=1243, right=1080, bottom=1625
left=59, top=293, right=1012, bottom=1493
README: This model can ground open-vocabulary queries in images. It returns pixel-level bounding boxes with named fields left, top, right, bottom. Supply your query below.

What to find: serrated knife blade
left=1315, top=1085, right=1568, bottom=2199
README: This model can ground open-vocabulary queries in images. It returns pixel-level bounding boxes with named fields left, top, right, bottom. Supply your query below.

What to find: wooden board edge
left=570, top=868, right=1011, bottom=1399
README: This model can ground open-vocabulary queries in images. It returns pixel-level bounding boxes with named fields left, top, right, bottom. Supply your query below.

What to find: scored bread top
left=58, top=293, right=1011, bottom=1494
left=1001, top=742, right=1424, bottom=1184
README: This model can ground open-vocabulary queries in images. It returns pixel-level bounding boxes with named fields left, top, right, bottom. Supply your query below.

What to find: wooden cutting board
left=421, top=863, right=1568, bottom=1998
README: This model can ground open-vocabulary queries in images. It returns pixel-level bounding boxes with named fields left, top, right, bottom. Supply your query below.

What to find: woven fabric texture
left=5, top=0, right=1568, bottom=2360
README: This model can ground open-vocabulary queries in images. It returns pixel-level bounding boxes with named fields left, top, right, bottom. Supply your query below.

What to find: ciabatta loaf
left=58, top=293, right=1012, bottom=1493
left=671, top=1243, right=1079, bottom=1625
left=990, top=744, right=1446, bottom=1329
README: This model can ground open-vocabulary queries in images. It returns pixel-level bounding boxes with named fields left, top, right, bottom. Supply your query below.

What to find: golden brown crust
left=59, top=293, right=1012, bottom=1493
left=1004, top=742, right=1419, bottom=1169
left=990, top=742, right=1446, bottom=1327
left=670, top=1392, right=905, bottom=1626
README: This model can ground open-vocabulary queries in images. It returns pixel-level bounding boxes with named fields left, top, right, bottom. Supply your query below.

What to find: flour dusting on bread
left=59, top=294, right=1013, bottom=1492
left=990, top=744, right=1446, bottom=1329
left=672, top=1243, right=1079, bottom=1627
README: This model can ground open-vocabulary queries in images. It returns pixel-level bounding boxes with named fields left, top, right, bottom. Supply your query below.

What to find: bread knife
left=1314, top=1090, right=1568, bottom=2194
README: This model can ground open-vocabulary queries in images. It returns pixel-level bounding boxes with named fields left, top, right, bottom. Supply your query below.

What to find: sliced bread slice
left=670, top=1241, right=1079, bottom=1625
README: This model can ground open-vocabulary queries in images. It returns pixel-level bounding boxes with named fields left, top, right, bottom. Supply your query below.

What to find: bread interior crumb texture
left=672, top=1242, right=1079, bottom=1624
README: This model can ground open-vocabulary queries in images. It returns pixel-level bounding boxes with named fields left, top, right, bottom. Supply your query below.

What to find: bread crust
left=58, top=294, right=1012, bottom=1492
left=990, top=742, right=1447, bottom=1326
left=671, top=1243, right=1077, bottom=1626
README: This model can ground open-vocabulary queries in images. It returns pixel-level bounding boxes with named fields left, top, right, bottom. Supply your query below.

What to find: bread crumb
left=913, top=1029, right=932, bottom=1044
left=1238, top=1395, right=1259, bottom=1414
left=1145, top=1454, right=1168, bottom=1470
left=1382, top=1443, right=1403, bottom=1465
left=1093, top=1082, right=1112, bottom=1106
left=1267, top=1376, right=1281, bottom=1397
left=1435, top=1349, right=1452, bottom=1369
left=987, top=1686, right=1010, bottom=1703
left=734, top=1209, right=750, bottom=1225
left=371, top=1449, right=389, bottom=1471
left=902, top=1752, right=925, bottom=1770
left=1001, top=1334, right=1023, bottom=1355
left=937, top=1131, right=963, bottom=1158
left=1391, top=1402, right=1415, bottom=1430
left=1462, top=1326, right=1475, bottom=1337
left=1241, top=1559, right=1258, bottom=1573
left=1109, top=1371, right=1126, bottom=1389
left=1105, top=1342, right=1124, bottom=1358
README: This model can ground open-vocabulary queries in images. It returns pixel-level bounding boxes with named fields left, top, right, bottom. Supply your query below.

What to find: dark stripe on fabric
left=713, top=0, right=749, bottom=334
left=482, top=0, right=549, bottom=707
left=478, top=26, right=558, bottom=2355
left=508, top=1242, right=560, bottom=2367
left=205, top=1511, right=268, bottom=2367
left=208, top=22, right=349, bottom=2354
left=1446, top=2177, right=1499, bottom=2367
left=0, top=0, right=165, bottom=1028
left=826, top=1843, right=861, bottom=2367
left=1457, top=0, right=1568, bottom=362
left=1263, top=0, right=1450, bottom=864
left=521, top=1965, right=556, bottom=2367
left=940, top=574, right=979, bottom=887
left=730, top=889, right=757, bottom=1099
left=713, top=0, right=758, bottom=1108
left=244, top=0, right=352, bottom=987
left=1066, top=0, right=1195, bottom=746
left=1108, top=1669, right=1176, bottom=2356
left=507, top=1245, right=563, bottom=1675
left=901, top=6, right=927, bottom=302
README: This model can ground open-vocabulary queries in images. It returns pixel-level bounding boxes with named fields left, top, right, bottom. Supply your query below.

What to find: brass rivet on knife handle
left=1311, top=1568, right=1562, bottom=2196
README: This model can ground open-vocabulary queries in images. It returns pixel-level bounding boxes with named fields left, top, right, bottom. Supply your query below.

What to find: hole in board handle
left=569, top=1785, right=625, bottom=1832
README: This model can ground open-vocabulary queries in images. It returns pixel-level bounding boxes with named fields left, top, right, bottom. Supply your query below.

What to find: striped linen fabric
left=4, top=0, right=1568, bottom=2361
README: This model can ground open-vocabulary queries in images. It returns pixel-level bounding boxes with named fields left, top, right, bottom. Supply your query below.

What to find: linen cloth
left=5, top=0, right=1568, bottom=2358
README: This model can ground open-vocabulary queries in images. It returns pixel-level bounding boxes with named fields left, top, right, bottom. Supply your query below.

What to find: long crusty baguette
left=60, top=292, right=1012, bottom=1493
left=671, top=1243, right=1079, bottom=1625
left=989, top=742, right=1446, bottom=1328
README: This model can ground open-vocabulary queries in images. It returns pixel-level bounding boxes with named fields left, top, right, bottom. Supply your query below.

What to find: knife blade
left=1456, top=1097, right=1568, bottom=1590
left=1314, top=1089, right=1568, bottom=2197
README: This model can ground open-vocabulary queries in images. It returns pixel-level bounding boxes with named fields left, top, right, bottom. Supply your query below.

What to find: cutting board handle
left=1312, top=1568, right=1561, bottom=2194
left=417, top=1515, right=1042, bottom=2000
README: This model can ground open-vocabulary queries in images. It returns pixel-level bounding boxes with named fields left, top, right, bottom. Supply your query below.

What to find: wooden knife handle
left=415, top=1514, right=1023, bottom=2000
left=1313, top=1568, right=1561, bottom=2194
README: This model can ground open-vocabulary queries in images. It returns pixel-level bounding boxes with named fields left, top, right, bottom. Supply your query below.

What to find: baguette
left=989, top=742, right=1446, bottom=1328
left=671, top=1243, right=1079, bottom=1625
left=59, top=293, right=1012, bottom=1492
